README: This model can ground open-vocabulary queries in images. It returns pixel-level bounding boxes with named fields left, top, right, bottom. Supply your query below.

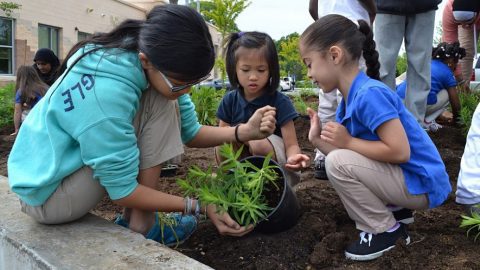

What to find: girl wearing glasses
left=8, top=5, right=276, bottom=247
left=215, top=31, right=310, bottom=187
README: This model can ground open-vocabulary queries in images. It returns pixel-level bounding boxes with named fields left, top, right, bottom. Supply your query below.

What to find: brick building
left=0, top=0, right=222, bottom=86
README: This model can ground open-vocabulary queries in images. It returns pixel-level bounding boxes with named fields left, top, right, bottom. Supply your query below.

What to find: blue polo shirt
left=397, top=60, right=457, bottom=105
left=15, top=90, right=43, bottom=108
left=337, top=71, right=451, bottom=208
left=217, top=90, right=298, bottom=137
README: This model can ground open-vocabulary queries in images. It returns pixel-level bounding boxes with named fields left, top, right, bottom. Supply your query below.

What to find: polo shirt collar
left=338, top=71, right=369, bottom=122
left=237, top=90, right=276, bottom=109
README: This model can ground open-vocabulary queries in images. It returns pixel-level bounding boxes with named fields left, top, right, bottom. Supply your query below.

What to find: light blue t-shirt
left=397, top=60, right=457, bottom=105
left=337, top=71, right=451, bottom=208
left=8, top=46, right=148, bottom=206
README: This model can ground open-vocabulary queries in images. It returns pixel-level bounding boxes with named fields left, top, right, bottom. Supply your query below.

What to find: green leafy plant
left=0, top=83, right=15, bottom=128
left=290, top=88, right=317, bottom=116
left=298, top=88, right=316, bottom=99
left=460, top=212, right=480, bottom=242
left=458, top=91, right=480, bottom=137
left=177, top=143, right=281, bottom=226
left=292, top=94, right=308, bottom=115
left=190, top=86, right=225, bottom=125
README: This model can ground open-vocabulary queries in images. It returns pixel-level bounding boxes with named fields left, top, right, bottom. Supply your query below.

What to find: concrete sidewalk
left=0, top=176, right=211, bottom=270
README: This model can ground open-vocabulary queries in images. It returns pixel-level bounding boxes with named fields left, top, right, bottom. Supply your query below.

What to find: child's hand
left=285, top=154, right=311, bottom=171
left=321, top=122, right=351, bottom=148
left=307, top=108, right=322, bottom=147
left=242, top=106, right=277, bottom=140
left=206, top=204, right=254, bottom=237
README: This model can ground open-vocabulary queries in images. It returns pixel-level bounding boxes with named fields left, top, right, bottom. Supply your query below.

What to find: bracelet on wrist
left=235, top=124, right=243, bottom=143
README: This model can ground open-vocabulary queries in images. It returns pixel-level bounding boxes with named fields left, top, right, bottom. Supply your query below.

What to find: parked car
left=470, top=54, right=480, bottom=91
left=198, top=78, right=232, bottom=91
left=279, top=76, right=294, bottom=91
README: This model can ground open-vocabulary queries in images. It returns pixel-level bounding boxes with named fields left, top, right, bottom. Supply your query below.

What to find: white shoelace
left=359, top=231, right=373, bottom=247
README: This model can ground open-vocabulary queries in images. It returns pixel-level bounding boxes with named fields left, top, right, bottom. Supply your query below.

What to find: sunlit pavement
left=283, top=87, right=320, bottom=96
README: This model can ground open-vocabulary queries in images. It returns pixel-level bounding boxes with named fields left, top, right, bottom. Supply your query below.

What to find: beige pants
left=21, top=87, right=183, bottom=224
left=325, top=149, right=429, bottom=234
left=458, top=26, right=480, bottom=82
left=425, top=89, right=449, bottom=123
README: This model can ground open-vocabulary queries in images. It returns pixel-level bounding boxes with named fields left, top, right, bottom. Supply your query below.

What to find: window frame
left=38, top=23, right=60, bottom=56
left=0, top=17, right=14, bottom=75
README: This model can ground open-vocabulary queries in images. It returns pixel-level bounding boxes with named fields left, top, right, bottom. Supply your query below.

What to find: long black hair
left=224, top=31, right=280, bottom=94
left=60, top=4, right=214, bottom=82
left=300, top=14, right=380, bottom=80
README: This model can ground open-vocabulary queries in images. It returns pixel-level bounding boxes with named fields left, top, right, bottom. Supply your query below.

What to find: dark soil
left=1, top=116, right=478, bottom=269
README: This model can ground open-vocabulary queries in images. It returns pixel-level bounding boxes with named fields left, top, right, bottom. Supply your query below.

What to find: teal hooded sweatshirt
left=8, top=46, right=148, bottom=206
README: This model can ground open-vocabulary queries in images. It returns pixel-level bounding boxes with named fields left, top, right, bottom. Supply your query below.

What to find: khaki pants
left=325, top=149, right=429, bottom=234
left=21, top=87, right=183, bottom=224
left=425, top=89, right=449, bottom=123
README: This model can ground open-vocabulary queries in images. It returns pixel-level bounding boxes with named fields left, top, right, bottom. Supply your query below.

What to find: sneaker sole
left=314, top=171, right=328, bottom=180
left=398, top=217, right=414, bottom=225
left=345, top=236, right=411, bottom=261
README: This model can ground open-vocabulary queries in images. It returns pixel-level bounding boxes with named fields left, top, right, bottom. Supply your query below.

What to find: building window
left=77, top=31, right=92, bottom=42
left=38, top=24, right=60, bottom=56
left=0, top=17, right=14, bottom=75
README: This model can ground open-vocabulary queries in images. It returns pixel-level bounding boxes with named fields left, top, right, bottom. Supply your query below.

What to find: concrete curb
left=0, top=176, right=212, bottom=270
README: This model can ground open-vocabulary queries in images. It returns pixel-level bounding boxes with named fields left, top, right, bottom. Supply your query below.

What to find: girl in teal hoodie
left=8, top=4, right=277, bottom=247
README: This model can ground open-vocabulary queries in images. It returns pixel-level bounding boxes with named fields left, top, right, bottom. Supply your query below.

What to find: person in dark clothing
left=374, top=0, right=441, bottom=129
left=33, top=48, right=60, bottom=86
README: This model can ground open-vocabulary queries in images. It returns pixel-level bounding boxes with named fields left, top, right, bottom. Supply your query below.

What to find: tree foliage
left=202, top=0, right=251, bottom=40
left=0, top=1, right=21, bottom=17
left=276, top=33, right=306, bottom=81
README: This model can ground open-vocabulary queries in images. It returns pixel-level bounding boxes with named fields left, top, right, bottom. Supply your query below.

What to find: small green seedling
left=177, top=143, right=281, bottom=226
left=460, top=212, right=480, bottom=242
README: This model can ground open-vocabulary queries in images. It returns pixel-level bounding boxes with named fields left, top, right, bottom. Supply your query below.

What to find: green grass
left=0, top=83, right=15, bottom=128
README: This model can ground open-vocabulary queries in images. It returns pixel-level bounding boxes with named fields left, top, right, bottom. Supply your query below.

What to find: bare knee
left=249, top=139, right=275, bottom=158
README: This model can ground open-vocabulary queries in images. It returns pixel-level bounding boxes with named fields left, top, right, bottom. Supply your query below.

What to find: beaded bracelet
left=194, top=199, right=201, bottom=217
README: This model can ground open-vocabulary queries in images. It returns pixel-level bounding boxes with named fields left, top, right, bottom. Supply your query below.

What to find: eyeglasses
left=158, top=70, right=210, bottom=93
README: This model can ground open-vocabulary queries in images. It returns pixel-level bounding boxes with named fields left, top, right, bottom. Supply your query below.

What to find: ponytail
left=358, top=20, right=380, bottom=81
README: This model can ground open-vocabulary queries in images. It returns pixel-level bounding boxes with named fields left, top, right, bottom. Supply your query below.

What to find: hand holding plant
left=206, top=204, right=254, bottom=237
left=177, top=144, right=281, bottom=229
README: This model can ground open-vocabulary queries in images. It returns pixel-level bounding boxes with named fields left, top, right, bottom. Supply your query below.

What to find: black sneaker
left=314, top=157, right=328, bottom=180
left=345, top=223, right=410, bottom=261
left=392, top=208, right=414, bottom=224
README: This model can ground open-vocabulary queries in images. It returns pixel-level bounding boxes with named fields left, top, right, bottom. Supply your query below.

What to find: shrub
left=458, top=91, right=480, bottom=137
left=396, top=53, right=407, bottom=77
left=190, top=86, right=225, bottom=126
left=295, top=80, right=315, bottom=89
left=0, top=83, right=15, bottom=128
left=298, top=88, right=317, bottom=99
left=292, top=94, right=307, bottom=115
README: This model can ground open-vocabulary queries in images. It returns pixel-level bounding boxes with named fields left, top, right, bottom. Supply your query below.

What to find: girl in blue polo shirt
left=300, top=14, right=451, bottom=261
left=215, top=31, right=310, bottom=186
left=397, top=42, right=465, bottom=132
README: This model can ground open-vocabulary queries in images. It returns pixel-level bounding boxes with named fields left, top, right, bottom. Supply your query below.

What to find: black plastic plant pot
left=239, top=156, right=301, bottom=234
